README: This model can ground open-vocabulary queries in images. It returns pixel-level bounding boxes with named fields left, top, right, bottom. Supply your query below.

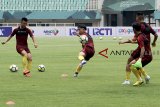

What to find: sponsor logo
left=44, top=29, right=59, bottom=36
left=118, top=28, right=133, bottom=34
left=69, top=27, right=113, bottom=36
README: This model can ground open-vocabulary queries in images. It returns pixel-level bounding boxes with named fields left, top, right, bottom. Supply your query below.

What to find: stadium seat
left=0, top=0, right=93, bottom=11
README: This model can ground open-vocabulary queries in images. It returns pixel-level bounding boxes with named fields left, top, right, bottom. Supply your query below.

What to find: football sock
left=76, top=65, right=82, bottom=73
left=75, top=60, right=87, bottom=73
left=137, top=70, right=142, bottom=77
left=78, top=55, right=84, bottom=61
left=22, top=55, right=28, bottom=70
left=27, top=60, right=32, bottom=71
left=126, top=71, right=131, bottom=80
left=131, top=66, right=142, bottom=81
left=139, top=68, right=148, bottom=78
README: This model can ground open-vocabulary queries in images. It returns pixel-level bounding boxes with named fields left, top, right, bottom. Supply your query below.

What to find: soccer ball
left=99, top=37, right=103, bottom=40
left=79, top=35, right=88, bottom=44
left=9, top=64, right=18, bottom=72
left=113, top=37, right=117, bottom=40
left=119, top=37, right=122, bottom=40
left=38, top=64, right=45, bottom=72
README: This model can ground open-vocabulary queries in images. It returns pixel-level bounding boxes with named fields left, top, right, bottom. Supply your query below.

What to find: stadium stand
left=0, top=0, right=101, bottom=26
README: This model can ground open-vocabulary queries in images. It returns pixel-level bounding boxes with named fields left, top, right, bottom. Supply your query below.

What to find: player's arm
left=31, top=36, right=38, bottom=48
left=149, top=25, right=158, bottom=47
left=152, top=34, right=158, bottom=47
left=1, top=29, right=16, bottom=45
left=139, top=36, right=145, bottom=59
left=28, top=29, right=38, bottom=48
left=1, top=36, right=13, bottom=45
left=119, top=39, right=137, bottom=44
left=140, top=47, right=145, bottom=58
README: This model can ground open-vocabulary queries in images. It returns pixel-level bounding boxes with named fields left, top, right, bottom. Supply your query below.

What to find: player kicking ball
left=121, top=12, right=158, bottom=85
left=2, top=17, right=38, bottom=77
left=119, top=23, right=152, bottom=86
left=74, top=25, right=95, bottom=77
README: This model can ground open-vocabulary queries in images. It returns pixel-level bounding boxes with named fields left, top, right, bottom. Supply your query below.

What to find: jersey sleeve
left=149, top=25, right=156, bottom=35
left=10, top=29, right=17, bottom=37
left=138, top=35, right=145, bottom=48
left=28, top=28, right=33, bottom=37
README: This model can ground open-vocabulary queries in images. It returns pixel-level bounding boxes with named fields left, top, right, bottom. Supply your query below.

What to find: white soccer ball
left=119, top=37, right=122, bottom=40
left=99, top=37, right=103, bottom=40
left=38, top=64, right=45, bottom=72
left=9, top=64, right=18, bottom=72
left=79, top=35, right=88, bottom=44
left=113, top=37, right=117, bottom=40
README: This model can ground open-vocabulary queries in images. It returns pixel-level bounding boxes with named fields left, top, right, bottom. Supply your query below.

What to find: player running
left=74, top=24, right=95, bottom=77
left=121, top=12, right=158, bottom=85
left=120, top=23, right=153, bottom=86
left=2, top=17, right=38, bottom=77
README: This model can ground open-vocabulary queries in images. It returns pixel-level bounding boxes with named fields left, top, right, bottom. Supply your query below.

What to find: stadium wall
left=1, top=26, right=160, bottom=37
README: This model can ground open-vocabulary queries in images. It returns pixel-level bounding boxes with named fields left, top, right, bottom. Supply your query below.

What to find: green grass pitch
left=0, top=36, right=159, bottom=107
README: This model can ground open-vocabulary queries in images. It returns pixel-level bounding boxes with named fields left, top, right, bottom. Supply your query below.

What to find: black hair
left=136, top=12, right=144, bottom=16
left=77, top=24, right=87, bottom=30
left=21, top=17, right=28, bottom=22
left=132, top=22, right=141, bottom=31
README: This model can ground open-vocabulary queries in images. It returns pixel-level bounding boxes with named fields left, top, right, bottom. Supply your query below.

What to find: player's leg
left=21, top=50, right=28, bottom=70
left=139, top=56, right=152, bottom=84
left=129, top=60, right=143, bottom=86
left=25, top=48, right=32, bottom=72
left=122, top=56, right=133, bottom=85
left=74, top=51, right=87, bottom=77
left=21, top=50, right=31, bottom=76
left=27, top=53, right=32, bottom=71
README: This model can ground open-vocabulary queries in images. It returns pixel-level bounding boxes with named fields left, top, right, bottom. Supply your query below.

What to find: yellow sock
left=130, top=66, right=141, bottom=81
left=22, top=55, right=28, bottom=70
left=138, top=70, right=142, bottom=77
left=139, top=68, right=148, bottom=78
left=78, top=55, right=84, bottom=61
left=126, top=71, right=131, bottom=80
left=27, top=60, right=32, bottom=71
left=76, top=64, right=82, bottom=73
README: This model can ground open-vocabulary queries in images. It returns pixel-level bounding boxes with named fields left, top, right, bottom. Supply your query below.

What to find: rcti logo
left=44, top=29, right=59, bottom=36
left=92, top=28, right=112, bottom=36
left=69, top=27, right=113, bottom=36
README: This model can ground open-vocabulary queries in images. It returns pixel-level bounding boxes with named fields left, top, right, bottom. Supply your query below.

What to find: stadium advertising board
left=0, top=27, right=12, bottom=37
left=29, top=27, right=66, bottom=36
left=10, top=27, right=160, bottom=37
left=116, top=27, right=134, bottom=36
left=67, top=27, right=116, bottom=36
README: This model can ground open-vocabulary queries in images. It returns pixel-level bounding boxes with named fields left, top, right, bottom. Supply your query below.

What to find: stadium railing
left=0, top=23, right=75, bottom=27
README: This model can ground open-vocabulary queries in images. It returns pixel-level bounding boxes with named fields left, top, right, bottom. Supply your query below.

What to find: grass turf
left=0, top=36, right=159, bottom=107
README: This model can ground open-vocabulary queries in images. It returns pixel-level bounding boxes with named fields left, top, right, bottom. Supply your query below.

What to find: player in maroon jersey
left=121, top=12, right=158, bottom=85
left=120, top=23, right=153, bottom=86
left=74, top=24, right=95, bottom=77
left=2, top=18, right=38, bottom=77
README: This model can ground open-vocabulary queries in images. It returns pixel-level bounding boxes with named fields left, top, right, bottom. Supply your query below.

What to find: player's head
left=136, top=12, right=144, bottom=22
left=77, top=24, right=87, bottom=35
left=132, top=22, right=141, bottom=34
left=21, top=17, right=28, bottom=28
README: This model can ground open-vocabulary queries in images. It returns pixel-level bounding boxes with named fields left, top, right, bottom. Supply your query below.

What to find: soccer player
left=2, top=17, right=38, bottom=77
left=120, top=23, right=153, bottom=86
left=74, top=24, right=95, bottom=77
left=121, top=12, right=158, bottom=85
